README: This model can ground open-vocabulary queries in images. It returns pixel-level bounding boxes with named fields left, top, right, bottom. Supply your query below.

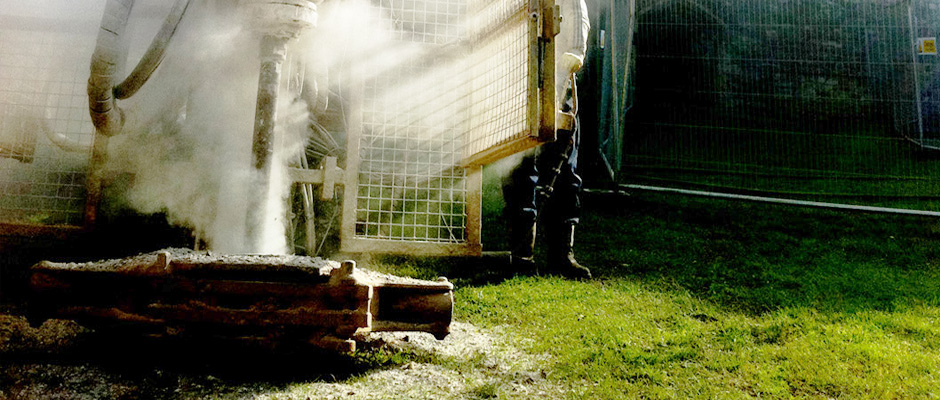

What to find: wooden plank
left=147, top=303, right=371, bottom=328
left=309, top=335, right=356, bottom=352
left=28, top=250, right=454, bottom=344
left=538, top=0, right=557, bottom=142
left=340, top=76, right=365, bottom=254
left=462, top=135, right=540, bottom=167
left=166, top=262, right=330, bottom=283
left=372, top=320, right=450, bottom=340
left=528, top=0, right=541, bottom=144
left=372, top=287, right=453, bottom=323
left=56, top=306, right=166, bottom=325
left=31, top=274, right=373, bottom=314
left=287, top=167, right=325, bottom=184
left=321, top=156, right=343, bottom=200
left=340, top=237, right=481, bottom=256
left=167, top=279, right=371, bottom=301
left=465, top=165, right=484, bottom=256
left=0, top=223, right=84, bottom=239
left=83, top=134, right=110, bottom=227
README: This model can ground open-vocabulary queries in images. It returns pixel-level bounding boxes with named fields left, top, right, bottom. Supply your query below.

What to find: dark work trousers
left=504, top=117, right=582, bottom=232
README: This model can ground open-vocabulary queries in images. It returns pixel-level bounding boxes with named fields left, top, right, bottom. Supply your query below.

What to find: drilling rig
left=2, top=0, right=568, bottom=349
left=25, top=0, right=454, bottom=351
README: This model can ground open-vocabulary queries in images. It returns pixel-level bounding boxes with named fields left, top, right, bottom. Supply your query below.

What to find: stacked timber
left=28, top=249, right=453, bottom=352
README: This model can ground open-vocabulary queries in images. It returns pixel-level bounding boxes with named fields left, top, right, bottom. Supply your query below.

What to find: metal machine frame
left=1, top=0, right=561, bottom=259
left=333, top=0, right=560, bottom=256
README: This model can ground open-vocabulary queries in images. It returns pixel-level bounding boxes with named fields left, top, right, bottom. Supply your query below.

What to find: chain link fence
left=625, top=0, right=940, bottom=211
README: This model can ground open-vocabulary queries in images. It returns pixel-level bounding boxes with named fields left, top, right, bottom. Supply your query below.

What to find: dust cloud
left=110, top=0, right=406, bottom=254
left=3, top=0, right=486, bottom=250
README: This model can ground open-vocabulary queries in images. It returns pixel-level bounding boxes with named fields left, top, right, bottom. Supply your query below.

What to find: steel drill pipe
left=246, top=35, right=289, bottom=250
left=241, top=0, right=318, bottom=250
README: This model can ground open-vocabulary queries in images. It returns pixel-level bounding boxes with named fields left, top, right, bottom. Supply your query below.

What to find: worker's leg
left=503, top=152, right=539, bottom=272
left=539, top=120, right=591, bottom=279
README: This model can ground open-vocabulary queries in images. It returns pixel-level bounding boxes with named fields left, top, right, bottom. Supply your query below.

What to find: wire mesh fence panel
left=355, top=46, right=470, bottom=244
left=0, top=12, right=103, bottom=227
left=913, top=0, right=940, bottom=147
left=345, top=0, right=472, bottom=251
left=627, top=0, right=940, bottom=211
left=461, top=0, right=535, bottom=163
left=343, top=0, right=543, bottom=253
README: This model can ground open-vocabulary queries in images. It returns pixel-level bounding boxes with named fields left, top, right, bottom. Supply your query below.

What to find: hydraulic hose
left=85, top=0, right=190, bottom=227
left=85, top=0, right=134, bottom=226
left=113, top=0, right=192, bottom=100
left=88, top=0, right=134, bottom=137
left=88, top=0, right=192, bottom=136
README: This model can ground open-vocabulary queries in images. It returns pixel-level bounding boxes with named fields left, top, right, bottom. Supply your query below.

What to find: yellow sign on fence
left=919, top=37, right=937, bottom=55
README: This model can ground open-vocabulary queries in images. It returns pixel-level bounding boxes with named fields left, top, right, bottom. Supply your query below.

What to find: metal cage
left=339, top=0, right=558, bottom=255
left=1, top=0, right=559, bottom=257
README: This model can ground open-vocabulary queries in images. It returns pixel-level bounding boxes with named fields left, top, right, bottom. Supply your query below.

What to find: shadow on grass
left=369, top=190, right=940, bottom=315
left=362, top=253, right=519, bottom=287
left=576, top=191, right=940, bottom=314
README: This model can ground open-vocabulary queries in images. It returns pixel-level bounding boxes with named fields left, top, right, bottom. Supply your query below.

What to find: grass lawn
left=370, top=191, right=940, bottom=399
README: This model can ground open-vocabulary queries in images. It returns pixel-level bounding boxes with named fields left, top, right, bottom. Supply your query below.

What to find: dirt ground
left=0, top=308, right=564, bottom=400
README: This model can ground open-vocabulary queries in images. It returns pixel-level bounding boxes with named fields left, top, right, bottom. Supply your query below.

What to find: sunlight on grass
left=349, top=192, right=940, bottom=399
left=458, top=278, right=940, bottom=399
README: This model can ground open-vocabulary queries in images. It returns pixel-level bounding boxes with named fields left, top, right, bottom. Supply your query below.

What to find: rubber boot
left=546, top=224, right=592, bottom=280
left=509, top=217, right=537, bottom=274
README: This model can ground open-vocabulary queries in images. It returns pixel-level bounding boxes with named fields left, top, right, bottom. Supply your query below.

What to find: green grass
left=370, top=192, right=940, bottom=399
left=459, top=278, right=940, bottom=399
left=621, top=123, right=940, bottom=206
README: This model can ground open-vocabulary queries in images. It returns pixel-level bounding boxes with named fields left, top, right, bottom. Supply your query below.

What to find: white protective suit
left=555, top=0, right=590, bottom=111
left=505, top=0, right=592, bottom=280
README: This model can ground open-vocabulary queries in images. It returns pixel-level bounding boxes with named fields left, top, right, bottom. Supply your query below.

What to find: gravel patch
left=258, top=323, right=566, bottom=399
left=1, top=312, right=565, bottom=399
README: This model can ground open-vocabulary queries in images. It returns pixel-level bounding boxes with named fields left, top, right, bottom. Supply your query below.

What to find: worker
left=504, top=0, right=591, bottom=279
